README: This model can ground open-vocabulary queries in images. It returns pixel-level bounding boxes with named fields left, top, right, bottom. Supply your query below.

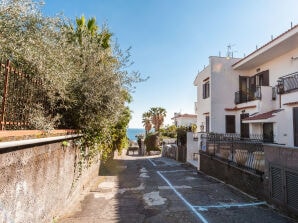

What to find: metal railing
left=235, top=86, right=261, bottom=104
left=0, top=59, right=47, bottom=130
left=200, top=133, right=264, bottom=175
left=277, top=71, right=298, bottom=94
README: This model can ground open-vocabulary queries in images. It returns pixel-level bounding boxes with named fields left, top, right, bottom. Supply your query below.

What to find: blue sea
left=127, top=128, right=145, bottom=141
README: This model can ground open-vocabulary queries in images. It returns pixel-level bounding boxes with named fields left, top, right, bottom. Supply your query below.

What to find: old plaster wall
left=0, top=138, right=100, bottom=223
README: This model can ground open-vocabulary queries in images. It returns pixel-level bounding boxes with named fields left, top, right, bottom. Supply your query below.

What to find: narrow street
left=58, top=153, right=296, bottom=223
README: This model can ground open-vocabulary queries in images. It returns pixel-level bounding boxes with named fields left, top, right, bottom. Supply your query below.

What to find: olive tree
left=0, top=0, right=146, bottom=156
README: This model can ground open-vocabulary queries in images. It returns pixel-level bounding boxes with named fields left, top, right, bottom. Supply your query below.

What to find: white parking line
left=159, top=170, right=193, bottom=173
left=147, top=158, right=157, bottom=166
left=193, top=201, right=266, bottom=211
left=157, top=171, right=209, bottom=223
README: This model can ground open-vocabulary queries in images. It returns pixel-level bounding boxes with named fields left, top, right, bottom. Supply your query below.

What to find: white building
left=172, top=113, right=197, bottom=127
left=193, top=56, right=241, bottom=133
left=194, top=25, right=298, bottom=147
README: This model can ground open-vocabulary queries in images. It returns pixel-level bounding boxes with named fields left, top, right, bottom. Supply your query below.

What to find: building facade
left=194, top=25, right=298, bottom=147
left=172, top=113, right=197, bottom=127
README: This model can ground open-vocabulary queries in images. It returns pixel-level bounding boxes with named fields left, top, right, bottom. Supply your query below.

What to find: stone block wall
left=199, top=153, right=265, bottom=199
left=0, top=136, right=100, bottom=223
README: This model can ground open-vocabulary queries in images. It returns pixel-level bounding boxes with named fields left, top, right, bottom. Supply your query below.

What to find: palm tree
left=149, top=107, right=166, bottom=132
left=142, top=112, right=152, bottom=135
left=68, top=15, right=112, bottom=51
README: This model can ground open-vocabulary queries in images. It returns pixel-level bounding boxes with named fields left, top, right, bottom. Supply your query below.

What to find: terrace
left=277, top=71, right=298, bottom=94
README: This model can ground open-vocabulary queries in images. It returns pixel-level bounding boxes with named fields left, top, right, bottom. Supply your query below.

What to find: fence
left=200, top=133, right=264, bottom=175
left=0, top=59, right=46, bottom=130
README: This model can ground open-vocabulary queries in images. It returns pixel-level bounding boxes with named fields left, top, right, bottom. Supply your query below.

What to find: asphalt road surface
left=58, top=153, right=297, bottom=223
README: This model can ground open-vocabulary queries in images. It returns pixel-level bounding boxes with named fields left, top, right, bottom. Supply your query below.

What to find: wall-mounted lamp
left=200, top=122, right=204, bottom=132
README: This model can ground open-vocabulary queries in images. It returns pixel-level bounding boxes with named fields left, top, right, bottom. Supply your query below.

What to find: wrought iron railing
left=277, top=71, right=298, bottom=94
left=235, top=86, right=261, bottom=104
left=0, top=59, right=47, bottom=130
left=200, top=133, right=264, bottom=175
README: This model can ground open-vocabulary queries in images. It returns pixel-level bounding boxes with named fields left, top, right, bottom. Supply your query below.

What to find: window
left=203, top=82, right=210, bottom=99
left=225, top=115, right=235, bottom=133
left=206, top=116, right=210, bottom=133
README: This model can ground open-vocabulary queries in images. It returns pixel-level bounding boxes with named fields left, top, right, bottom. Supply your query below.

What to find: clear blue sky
left=43, top=0, right=298, bottom=128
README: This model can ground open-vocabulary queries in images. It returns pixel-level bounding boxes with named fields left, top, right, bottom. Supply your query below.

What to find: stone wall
left=0, top=136, right=100, bottom=223
left=199, top=153, right=265, bottom=199
left=199, top=144, right=298, bottom=220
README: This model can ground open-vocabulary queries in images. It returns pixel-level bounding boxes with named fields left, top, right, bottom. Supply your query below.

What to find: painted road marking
left=159, top=170, right=193, bottom=173
left=147, top=158, right=157, bottom=166
left=193, top=201, right=267, bottom=211
left=157, top=171, right=209, bottom=223
left=150, top=159, right=267, bottom=223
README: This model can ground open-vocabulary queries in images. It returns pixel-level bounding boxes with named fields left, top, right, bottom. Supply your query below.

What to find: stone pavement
left=57, top=152, right=297, bottom=223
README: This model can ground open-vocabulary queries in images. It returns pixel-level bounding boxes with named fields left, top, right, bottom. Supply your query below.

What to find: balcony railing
left=277, top=71, right=298, bottom=94
left=235, top=86, right=261, bottom=104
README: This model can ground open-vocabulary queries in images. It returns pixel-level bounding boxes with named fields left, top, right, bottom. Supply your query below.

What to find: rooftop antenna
left=291, top=22, right=293, bottom=28
left=226, top=44, right=236, bottom=59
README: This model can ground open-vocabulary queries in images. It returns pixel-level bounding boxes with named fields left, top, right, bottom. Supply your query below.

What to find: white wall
left=210, top=57, right=241, bottom=133
left=194, top=65, right=211, bottom=132
left=176, top=117, right=197, bottom=127
left=186, top=132, right=199, bottom=169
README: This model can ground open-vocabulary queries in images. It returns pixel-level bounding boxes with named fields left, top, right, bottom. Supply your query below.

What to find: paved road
left=58, top=153, right=297, bottom=223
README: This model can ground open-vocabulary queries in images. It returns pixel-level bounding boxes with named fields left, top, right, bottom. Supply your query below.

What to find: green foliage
left=160, top=125, right=177, bottom=138
left=144, top=132, right=160, bottom=152
left=177, top=126, right=188, bottom=145
left=0, top=0, right=147, bottom=160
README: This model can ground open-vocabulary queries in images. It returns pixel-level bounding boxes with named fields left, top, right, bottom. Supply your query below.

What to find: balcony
left=235, top=86, right=261, bottom=104
left=277, top=71, right=298, bottom=94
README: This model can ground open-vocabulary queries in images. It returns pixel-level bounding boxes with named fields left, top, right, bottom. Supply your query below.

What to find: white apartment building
left=194, top=25, right=298, bottom=147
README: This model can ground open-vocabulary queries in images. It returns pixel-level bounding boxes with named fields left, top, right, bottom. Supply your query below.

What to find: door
left=263, top=123, right=274, bottom=143
left=258, top=70, right=269, bottom=86
left=294, top=107, right=298, bottom=147
left=249, top=76, right=256, bottom=99
left=240, top=113, right=249, bottom=138
left=239, top=76, right=248, bottom=102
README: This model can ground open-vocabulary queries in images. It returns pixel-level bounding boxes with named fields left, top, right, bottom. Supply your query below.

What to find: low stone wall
left=199, top=152, right=265, bottom=199
left=162, top=144, right=178, bottom=160
left=0, top=135, right=100, bottom=223
left=200, top=143, right=298, bottom=220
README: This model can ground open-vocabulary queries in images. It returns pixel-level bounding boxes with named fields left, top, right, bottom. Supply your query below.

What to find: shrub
left=144, top=133, right=160, bottom=152
left=177, top=127, right=187, bottom=145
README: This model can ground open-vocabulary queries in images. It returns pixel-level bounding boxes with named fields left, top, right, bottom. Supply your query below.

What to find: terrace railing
left=277, top=71, right=298, bottom=94
left=235, top=86, right=261, bottom=104
left=0, top=59, right=47, bottom=130
left=200, top=133, right=264, bottom=175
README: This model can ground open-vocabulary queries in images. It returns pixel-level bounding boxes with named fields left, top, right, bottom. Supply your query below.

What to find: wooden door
left=240, top=113, right=249, bottom=138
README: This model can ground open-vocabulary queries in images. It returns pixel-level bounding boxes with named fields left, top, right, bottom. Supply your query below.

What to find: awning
left=242, top=109, right=284, bottom=123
